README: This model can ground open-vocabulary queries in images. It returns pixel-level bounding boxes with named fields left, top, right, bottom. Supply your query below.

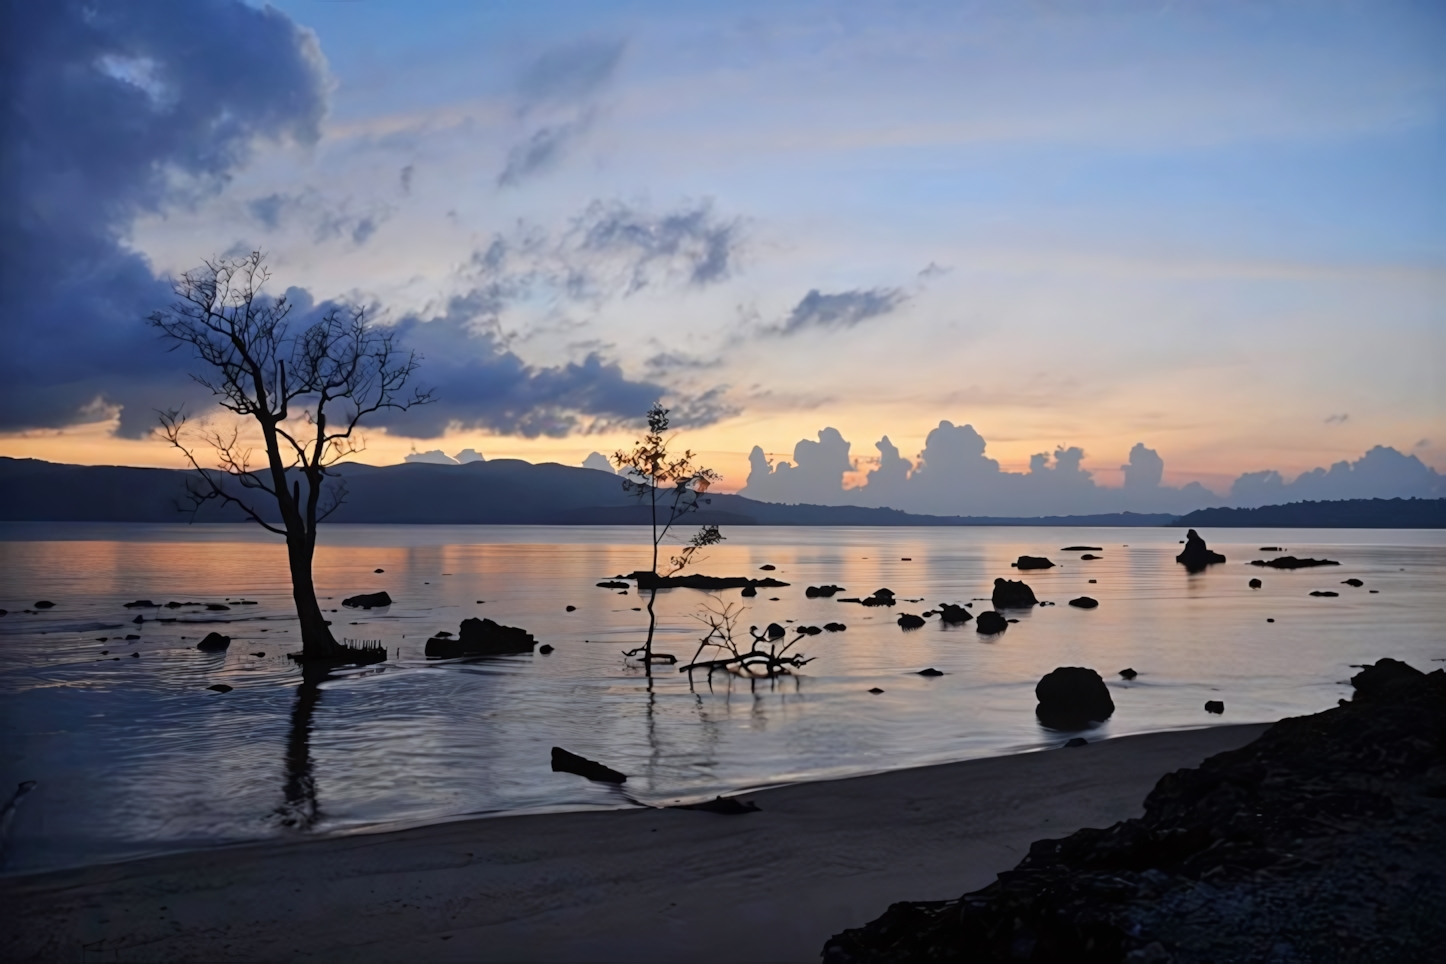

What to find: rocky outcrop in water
left=975, top=611, right=1008, bottom=635
left=823, top=658, right=1446, bottom=963
left=1068, top=597, right=1099, bottom=609
left=939, top=604, right=973, bottom=625
left=897, top=613, right=925, bottom=629
left=631, top=571, right=789, bottom=591
left=425, top=618, right=535, bottom=658
left=1012, top=556, right=1055, bottom=570
left=807, top=585, right=846, bottom=598
left=992, top=578, right=1038, bottom=609
left=1175, top=529, right=1226, bottom=572
left=1249, top=556, right=1340, bottom=570
left=1035, top=666, right=1114, bottom=729
left=196, top=632, right=231, bottom=652
left=341, top=591, right=392, bottom=609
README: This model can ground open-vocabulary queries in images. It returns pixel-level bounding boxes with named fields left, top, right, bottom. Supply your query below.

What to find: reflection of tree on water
left=276, top=665, right=327, bottom=830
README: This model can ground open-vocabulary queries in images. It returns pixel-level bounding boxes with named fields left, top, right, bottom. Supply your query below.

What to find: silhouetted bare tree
left=152, top=252, right=431, bottom=660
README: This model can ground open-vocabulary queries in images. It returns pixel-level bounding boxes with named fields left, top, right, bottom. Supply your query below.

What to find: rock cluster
left=938, top=603, right=973, bottom=625
left=823, top=659, right=1446, bottom=963
left=1250, top=556, right=1340, bottom=569
left=806, top=585, right=846, bottom=598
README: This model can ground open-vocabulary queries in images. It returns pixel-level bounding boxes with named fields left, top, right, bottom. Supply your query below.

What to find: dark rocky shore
left=823, top=659, right=1446, bottom=963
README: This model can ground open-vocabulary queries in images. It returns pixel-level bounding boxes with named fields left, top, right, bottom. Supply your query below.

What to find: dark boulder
left=551, top=747, right=626, bottom=784
left=1068, top=596, right=1099, bottom=609
left=975, top=610, right=1008, bottom=634
left=1080, top=553, right=1101, bottom=560
left=206, top=684, right=233, bottom=693
left=1012, top=555, right=1055, bottom=570
left=1310, top=590, right=1339, bottom=597
left=1175, top=529, right=1226, bottom=571
left=425, top=618, right=536, bottom=658
left=805, top=585, right=845, bottom=598
left=538, top=644, right=554, bottom=655
left=1035, top=666, right=1115, bottom=729
left=991, top=577, right=1038, bottom=608
left=1342, top=578, right=1363, bottom=587
left=1249, top=577, right=1262, bottom=588
left=824, top=622, right=847, bottom=632
left=565, top=605, right=576, bottom=611
left=916, top=667, right=944, bottom=677
left=1349, top=657, right=1423, bottom=700
left=1119, top=668, right=1137, bottom=680
left=795, top=625, right=823, bottom=636
left=868, top=687, right=884, bottom=694
left=740, top=585, right=757, bottom=597
left=123, top=600, right=157, bottom=608
left=342, top=591, right=393, bottom=609
left=34, top=601, right=54, bottom=609
left=196, top=632, right=231, bottom=652
left=765, top=623, right=786, bottom=639
left=938, top=603, right=973, bottom=625
left=897, top=613, right=925, bottom=629
left=1250, top=556, right=1340, bottom=569
left=1204, top=700, right=1225, bottom=714
left=859, top=588, right=896, bottom=607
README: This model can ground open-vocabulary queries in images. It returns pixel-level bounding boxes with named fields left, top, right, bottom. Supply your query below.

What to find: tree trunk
left=288, top=535, right=338, bottom=659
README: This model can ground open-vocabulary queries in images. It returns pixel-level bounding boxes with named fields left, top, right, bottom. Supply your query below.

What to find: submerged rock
left=196, top=632, right=231, bottom=652
left=595, top=580, right=629, bottom=589
left=991, top=578, right=1038, bottom=608
left=341, top=591, right=392, bottom=609
left=740, top=585, right=758, bottom=597
left=824, top=622, right=847, bottom=632
left=1061, top=546, right=1103, bottom=552
left=938, top=603, right=973, bottom=625
left=631, top=571, right=789, bottom=591
left=1249, top=577, right=1262, bottom=589
left=1342, top=578, right=1364, bottom=587
left=33, top=601, right=54, bottom=609
left=206, top=683, right=233, bottom=693
left=975, top=610, right=1008, bottom=635
left=123, top=600, right=157, bottom=608
left=1035, top=666, right=1115, bottom=729
left=1310, top=590, right=1340, bottom=597
left=805, top=584, right=845, bottom=598
left=916, top=667, right=944, bottom=677
left=1119, top=667, right=1138, bottom=680
left=897, top=613, right=925, bottom=630
left=1175, top=528, right=1226, bottom=571
left=671, top=795, right=760, bottom=815
left=1068, top=596, right=1099, bottom=609
left=1250, top=556, right=1340, bottom=569
left=425, top=618, right=536, bottom=658
left=550, top=747, right=625, bottom=784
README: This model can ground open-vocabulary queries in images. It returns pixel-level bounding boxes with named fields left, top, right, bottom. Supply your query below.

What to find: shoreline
left=3, top=722, right=1269, bottom=963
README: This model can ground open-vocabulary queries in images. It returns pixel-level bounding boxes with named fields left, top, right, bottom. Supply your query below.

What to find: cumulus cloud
left=582, top=452, right=617, bottom=474
left=770, top=287, right=907, bottom=336
left=1229, top=445, right=1443, bottom=507
left=498, top=39, right=624, bottom=187
left=454, top=448, right=485, bottom=463
left=404, top=450, right=460, bottom=465
left=740, top=423, right=1439, bottom=516
left=0, top=0, right=330, bottom=435
left=742, top=428, right=854, bottom=504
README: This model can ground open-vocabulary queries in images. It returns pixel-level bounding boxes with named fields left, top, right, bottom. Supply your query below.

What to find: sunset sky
left=4, top=0, right=1443, bottom=497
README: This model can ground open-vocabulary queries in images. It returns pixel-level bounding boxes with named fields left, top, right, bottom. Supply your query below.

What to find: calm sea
left=1, top=523, right=1442, bottom=874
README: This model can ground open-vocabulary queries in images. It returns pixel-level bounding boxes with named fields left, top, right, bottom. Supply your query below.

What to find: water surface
left=2, top=523, right=1442, bottom=873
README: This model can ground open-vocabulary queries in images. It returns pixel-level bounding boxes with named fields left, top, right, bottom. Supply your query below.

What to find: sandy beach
left=3, top=723, right=1267, bottom=963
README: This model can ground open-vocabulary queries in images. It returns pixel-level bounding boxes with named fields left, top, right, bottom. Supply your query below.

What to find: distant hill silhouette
left=0, top=457, right=1178, bottom=527
left=1176, top=498, right=1445, bottom=529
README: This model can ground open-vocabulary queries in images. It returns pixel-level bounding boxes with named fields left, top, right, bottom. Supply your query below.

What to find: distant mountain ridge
left=1175, top=498, right=1445, bottom=529
left=1, top=458, right=1440, bottom=528
left=0, top=457, right=1174, bottom=527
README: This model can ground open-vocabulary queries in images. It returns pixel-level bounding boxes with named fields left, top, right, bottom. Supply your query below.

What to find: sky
left=3, top=0, right=1443, bottom=513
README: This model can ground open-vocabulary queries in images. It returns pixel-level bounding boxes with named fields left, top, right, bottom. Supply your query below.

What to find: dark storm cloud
left=368, top=295, right=675, bottom=439
left=0, top=0, right=329, bottom=435
left=770, top=287, right=908, bottom=336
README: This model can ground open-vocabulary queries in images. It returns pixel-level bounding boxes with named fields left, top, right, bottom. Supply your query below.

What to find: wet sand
left=2, top=723, right=1268, bottom=963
